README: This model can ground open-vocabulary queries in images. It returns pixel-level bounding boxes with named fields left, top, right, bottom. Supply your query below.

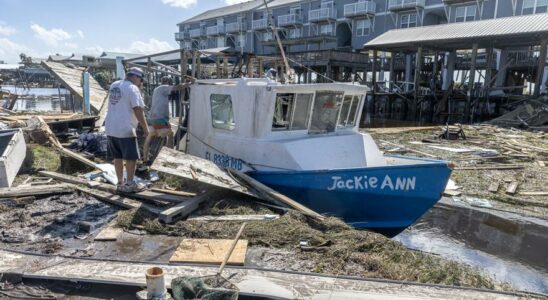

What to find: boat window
left=272, top=93, right=295, bottom=130
left=309, top=91, right=343, bottom=134
left=337, top=95, right=353, bottom=127
left=347, top=95, right=361, bottom=126
left=290, top=93, right=313, bottom=130
left=210, top=94, right=235, bottom=130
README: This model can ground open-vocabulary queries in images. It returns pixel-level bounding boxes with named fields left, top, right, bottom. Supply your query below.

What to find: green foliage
left=93, top=71, right=114, bottom=90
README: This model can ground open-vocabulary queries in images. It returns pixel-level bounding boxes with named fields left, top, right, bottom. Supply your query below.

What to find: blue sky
left=0, top=0, right=242, bottom=63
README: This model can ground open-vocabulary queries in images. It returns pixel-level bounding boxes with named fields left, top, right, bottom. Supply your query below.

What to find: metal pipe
left=145, top=267, right=167, bottom=299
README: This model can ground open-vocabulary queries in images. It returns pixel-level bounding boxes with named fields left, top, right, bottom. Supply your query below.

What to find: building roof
left=130, top=47, right=237, bottom=64
left=99, top=51, right=142, bottom=60
left=256, top=0, right=302, bottom=10
left=364, top=13, right=548, bottom=51
left=178, top=0, right=263, bottom=25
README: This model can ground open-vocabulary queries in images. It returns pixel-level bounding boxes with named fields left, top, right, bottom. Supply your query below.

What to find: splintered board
left=169, top=239, right=248, bottom=265
left=151, top=147, right=254, bottom=196
left=94, top=226, right=123, bottom=241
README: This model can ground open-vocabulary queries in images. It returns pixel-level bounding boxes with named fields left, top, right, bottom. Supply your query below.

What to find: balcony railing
left=289, top=50, right=369, bottom=64
left=174, top=31, right=189, bottom=41
left=189, top=28, right=203, bottom=38
left=252, top=19, right=269, bottom=30
left=344, top=1, right=376, bottom=17
left=388, top=0, right=425, bottom=11
left=507, top=50, right=545, bottom=67
left=226, top=22, right=246, bottom=33
left=278, top=13, right=303, bottom=27
left=309, top=7, right=337, bottom=22
left=206, top=25, right=225, bottom=36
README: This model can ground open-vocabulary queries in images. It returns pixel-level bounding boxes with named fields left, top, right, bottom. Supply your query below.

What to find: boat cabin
left=187, top=78, right=386, bottom=172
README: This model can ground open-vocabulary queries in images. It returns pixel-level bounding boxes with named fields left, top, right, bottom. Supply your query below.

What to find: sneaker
left=118, top=181, right=145, bottom=193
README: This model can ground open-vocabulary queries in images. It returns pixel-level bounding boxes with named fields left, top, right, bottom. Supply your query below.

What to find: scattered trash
left=69, top=131, right=108, bottom=157
left=454, top=197, right=493, bottom=208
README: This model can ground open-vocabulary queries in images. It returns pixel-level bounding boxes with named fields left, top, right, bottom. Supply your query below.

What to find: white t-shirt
left=105, top=80, right=145, bottom=138
left=148, top=85, right=172, bottom=120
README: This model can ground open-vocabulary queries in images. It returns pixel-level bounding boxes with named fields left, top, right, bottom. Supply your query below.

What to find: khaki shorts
left=148, top=126, right=173, bottom=137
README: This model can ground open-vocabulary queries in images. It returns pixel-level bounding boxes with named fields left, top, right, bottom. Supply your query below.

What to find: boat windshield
left=309, top=91, right=343, bottom=134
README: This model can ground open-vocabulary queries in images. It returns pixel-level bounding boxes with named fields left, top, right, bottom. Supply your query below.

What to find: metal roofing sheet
left=179, top=0, right=264, bottom=25
left=365, top=13, right=548, bottom=49
left=256, top=0, right=302, bottom=10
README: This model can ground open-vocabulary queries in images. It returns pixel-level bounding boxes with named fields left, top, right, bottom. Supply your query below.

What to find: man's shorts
left=107, top=136, right=140, bottom=160
left=148, top=118, right=173, bottom=137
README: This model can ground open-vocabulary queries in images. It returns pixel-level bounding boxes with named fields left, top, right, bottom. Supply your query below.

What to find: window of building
left=455, top=5, right=476, bottom=22
left=400, top=13, right=417, bottom=28
left=523, top=0, right=548, bottom=14
left=320, top=24, right=334, bottom=35
left=356, top=19, right=371, bottom=36
left=217, top=37, right=225, bottom=48
left=261, top=32, right=273, bottom=42
left=288, top=28, right=302, bottom=39
left=289, top=5, right=302, bottom=15
left=210, top=94, right=235, bottom=130
left=309, top=91, right=343, bottom=133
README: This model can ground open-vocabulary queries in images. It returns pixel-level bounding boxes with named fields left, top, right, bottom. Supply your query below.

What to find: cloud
left=0, top=23, right=16, bottom=36
left=161, top=0, right=196, bottom=8
left=30, top=23, right=72, bottom=46
left=224, top=0, right=247, bottom=4
left=126, top=38, right=174, bottom=54
left=76, top=29, right=84, bottom=39
left=0, top=38, right=31, bottom=63
left=64, top=42, right=79, bottom=50
left=85, top=46, right=104, bottom=55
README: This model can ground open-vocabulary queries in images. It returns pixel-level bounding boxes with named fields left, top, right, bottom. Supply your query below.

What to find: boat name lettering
left=327, top=175, right=416, bottom=191
left=205, top=151, right=243, bottom=170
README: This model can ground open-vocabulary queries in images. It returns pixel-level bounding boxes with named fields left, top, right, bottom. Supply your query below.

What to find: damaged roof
left=364, top=13, right=548, bottom=51
left=178, top=0, right=264, bottom=25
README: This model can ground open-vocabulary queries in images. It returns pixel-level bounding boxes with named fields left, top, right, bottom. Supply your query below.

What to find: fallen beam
left=228, top=169, right=324, bottom=221
left=0, top=184, right=73, bottom=198
left=159, top=189, right=224, bottom=223
left=39, top=171, right=189, bottom=204
left=519, top=191, right=548, bottom=196
left=455, top=165, right=524, bottom=171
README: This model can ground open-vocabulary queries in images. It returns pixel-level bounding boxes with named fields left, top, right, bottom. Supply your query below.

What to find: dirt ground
left=364, top=125, right=548, bottom=219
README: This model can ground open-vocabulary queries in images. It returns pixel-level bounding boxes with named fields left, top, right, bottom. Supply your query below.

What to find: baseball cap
left=127, top=67, right=144, bottom=79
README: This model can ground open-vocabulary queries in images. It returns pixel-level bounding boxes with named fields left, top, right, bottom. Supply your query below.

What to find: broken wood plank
left=228, top=169, right=324, bottom=221
left=188, top=214, right=280, bottom=222
left=488, top=182, right=500, bottom=193
left=443, top=190, right=462, bottom=197
left=506, top=182, right=519, bottom=195
left=455, top=165, right=524, bottom=171
left=169, top=238, right=248, bottom=265
left=159, top=189, right=224, bottom=224
left=71, top=184, right=144, bottom=210
left=518, top=191, right=548, bottom=196
left=150, top=188, right=196, bottom=198
left=151, top=147, right=253, bottom=196
left=379, top=140, right=438, bottom=158
left=94, top=226, right=123, bottom=241
left=0, top=184, right=73, bottom=198
left=39, top=171, right=187, bottom=204
left=537, top=161, right=546, bottom=167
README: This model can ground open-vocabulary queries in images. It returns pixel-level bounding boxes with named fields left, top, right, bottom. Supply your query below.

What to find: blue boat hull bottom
left=249, top=160, right=452, bottom=237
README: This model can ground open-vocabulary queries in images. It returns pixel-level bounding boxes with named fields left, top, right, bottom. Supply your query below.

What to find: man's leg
left=125, top=160, right=136, bottom=183
left=114, top=159, right=124, bottom=184
left=143, top=133, right=153, bottom=162
left=166, top=129, right=174, bottom=148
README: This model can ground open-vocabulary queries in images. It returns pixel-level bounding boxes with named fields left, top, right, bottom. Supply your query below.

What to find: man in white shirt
left=105, top=67, right=149, bottom=193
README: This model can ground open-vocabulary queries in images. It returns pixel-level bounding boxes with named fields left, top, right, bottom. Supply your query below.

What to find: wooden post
left=223, top=56, right=228, bottom=78
left=432, top=52, right=439, bottom=92
left=371, top=50, right=378, bottom=93
left=258, top=58, right=264, bottom=77
left=413, top=46, right=423, bottom=120
left=534, top=39, right=547, bottom=97
left=247, top=57, right=254, bottom=77
left=484, top=47, right=494, bottom=112
left=196, top=52, right=202, bottom=79
left=389, top=52, right=395, bottom=91
left=215, top=55, right=221, bottom=78
left=146, top=57, right=152, bottom=106
left=192, top=50, right=198, bottom=78
left=180, top=50, right=187, bottom=79
left=465, top=43, right=478, bottom=122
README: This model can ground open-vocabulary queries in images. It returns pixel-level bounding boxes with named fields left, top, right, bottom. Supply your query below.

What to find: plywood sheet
left=169, top=239, right=247, bottom=265
left=94, top=226, right=123, bottom=241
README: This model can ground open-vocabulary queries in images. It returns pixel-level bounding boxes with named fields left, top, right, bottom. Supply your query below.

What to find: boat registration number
left=205, top=151, right=243, bottom=170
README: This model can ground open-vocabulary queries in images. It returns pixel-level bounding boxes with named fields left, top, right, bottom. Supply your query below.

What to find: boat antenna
left=262, top=0, right=295, bottom=84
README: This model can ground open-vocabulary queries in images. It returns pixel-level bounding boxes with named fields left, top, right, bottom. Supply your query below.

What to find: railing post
left=465, top=43, right=478, bottom=123
left=534, top=38, right=547, bottom=97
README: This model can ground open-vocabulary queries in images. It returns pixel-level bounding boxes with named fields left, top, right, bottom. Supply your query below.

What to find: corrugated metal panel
left=179, top=0, right=264, bottom=24
left=256, top=0, right=302, bottom=10
left=365, top=13, right=548, bottom=48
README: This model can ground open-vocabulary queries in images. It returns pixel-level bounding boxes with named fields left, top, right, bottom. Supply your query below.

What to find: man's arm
left=133, top=106, right=149, bottom=137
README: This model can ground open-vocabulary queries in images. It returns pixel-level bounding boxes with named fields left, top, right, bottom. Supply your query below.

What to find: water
left=0, top=85, right=81, bottom=112
left=395, top=198, right=548, bottom=294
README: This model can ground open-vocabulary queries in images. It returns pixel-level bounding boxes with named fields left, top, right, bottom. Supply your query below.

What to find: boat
left=0, top=129, right=26, bottom=188
left=184, top=78, right=452, bottom=236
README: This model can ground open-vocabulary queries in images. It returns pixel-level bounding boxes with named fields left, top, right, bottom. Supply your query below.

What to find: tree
left=93, top=71, right=113, bottom=90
